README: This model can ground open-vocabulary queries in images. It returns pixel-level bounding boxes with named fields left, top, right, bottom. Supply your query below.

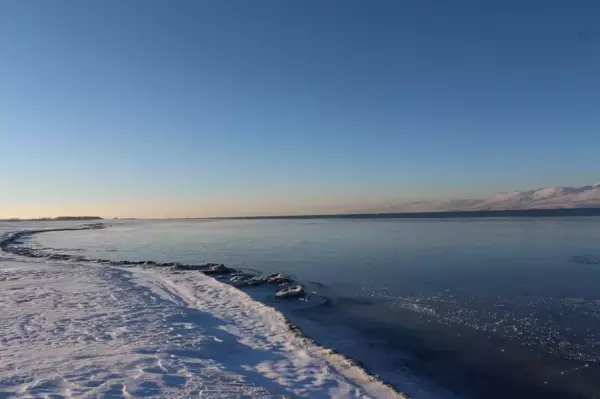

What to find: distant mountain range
left=371, top=184, right=600, bottom=213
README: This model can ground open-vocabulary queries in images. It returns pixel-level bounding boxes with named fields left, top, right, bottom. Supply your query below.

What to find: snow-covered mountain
left=374, top=184, right=600, bottom=213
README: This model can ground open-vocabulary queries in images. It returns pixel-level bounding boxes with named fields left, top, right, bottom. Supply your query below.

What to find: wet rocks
left=175, top=263, right=215, bottom=271
left=263, top=273, right=293, bottom=285
left=81, top=223, right=105, bottom=229
left=229, top=274, right=254, bottom=286
left=276, top=285, right=305, bottom=298
left=227, top=273, right=294, bottom=287
left=202, top=264, right=234, bottom=275
left=228, top=274, right=269, bottom=287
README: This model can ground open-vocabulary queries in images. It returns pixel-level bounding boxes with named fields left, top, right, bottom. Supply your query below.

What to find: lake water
left=4, top=216, right=600, bottom=398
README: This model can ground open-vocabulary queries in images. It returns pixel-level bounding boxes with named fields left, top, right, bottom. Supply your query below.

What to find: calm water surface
left=10, top=217, right=600, bottom=398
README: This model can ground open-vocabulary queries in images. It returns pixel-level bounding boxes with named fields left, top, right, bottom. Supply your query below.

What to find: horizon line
left=4, top=207, right=600, bottom=222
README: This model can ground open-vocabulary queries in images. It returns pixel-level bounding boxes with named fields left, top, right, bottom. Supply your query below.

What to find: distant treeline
left=7, top=216, right=103, bottom=222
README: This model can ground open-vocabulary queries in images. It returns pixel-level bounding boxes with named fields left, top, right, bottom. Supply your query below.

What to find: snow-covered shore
left=0, top=256, right=403, bottom=398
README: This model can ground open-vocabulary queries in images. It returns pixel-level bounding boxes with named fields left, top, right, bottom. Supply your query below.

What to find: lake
left=5, top=215, right=600, bottom=398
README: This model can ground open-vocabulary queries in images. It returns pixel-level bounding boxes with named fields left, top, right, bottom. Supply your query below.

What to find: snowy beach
left=0, top=254, right=401, bottom=398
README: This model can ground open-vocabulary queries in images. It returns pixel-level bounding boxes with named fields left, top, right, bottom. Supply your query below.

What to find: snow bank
left=0, top=258, right=403, bottom=398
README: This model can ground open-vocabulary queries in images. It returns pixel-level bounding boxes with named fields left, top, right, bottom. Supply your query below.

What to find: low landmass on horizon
left=6, top=216, right=103, bottom=222
left=3, top=184, right=600, bottom=221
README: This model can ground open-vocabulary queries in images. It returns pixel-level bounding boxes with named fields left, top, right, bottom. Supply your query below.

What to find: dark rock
left=175, top=264, right=211, bottom=271
left=229, top=274, right=261, bottom=287
left=264, top=273, right=293, bottom=285
left=202, top=264, right=234, bottom=275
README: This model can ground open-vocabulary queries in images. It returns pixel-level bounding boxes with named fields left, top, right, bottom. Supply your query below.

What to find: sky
left=1, top=1, right=599, bottom=218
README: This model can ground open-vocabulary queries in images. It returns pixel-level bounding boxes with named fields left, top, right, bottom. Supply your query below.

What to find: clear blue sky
left=1, top=1, right=599, bottom=218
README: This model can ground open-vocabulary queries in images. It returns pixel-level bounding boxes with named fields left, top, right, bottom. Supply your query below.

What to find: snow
left=531, top=187, right=565, bottom=200
left=377, top=183, right=600, bottom=212
left=0, top=257, right=403, bottom=398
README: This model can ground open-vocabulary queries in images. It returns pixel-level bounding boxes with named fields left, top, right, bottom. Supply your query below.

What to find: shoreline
left=0, top=223, right=408, bottom=398
left=4, top=221, right=596, bottom=398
